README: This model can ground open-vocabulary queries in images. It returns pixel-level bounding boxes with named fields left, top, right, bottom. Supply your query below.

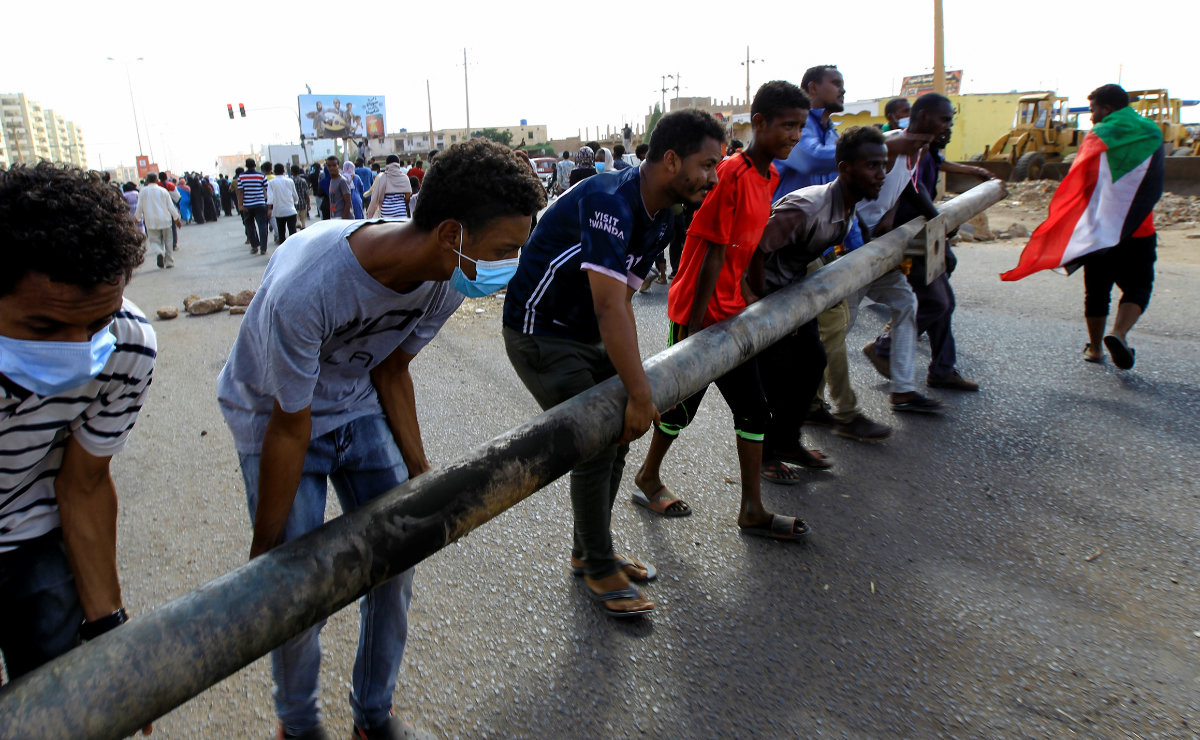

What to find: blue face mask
left=0, top=326, right=116, bottom=397
left=449, top=224, right=519, bottom=298
left=595, top=162, right=606, bottom=173
left=898, top=116, right=910, bottom=130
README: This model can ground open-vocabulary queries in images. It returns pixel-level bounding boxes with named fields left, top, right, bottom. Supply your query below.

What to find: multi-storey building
left=0, top=93, right=86, bottom=167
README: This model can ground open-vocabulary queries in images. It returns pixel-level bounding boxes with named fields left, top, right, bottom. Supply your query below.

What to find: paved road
left=102, top=210, right=1198, bottom=739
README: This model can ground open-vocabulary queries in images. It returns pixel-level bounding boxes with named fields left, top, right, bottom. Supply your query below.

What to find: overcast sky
left=5, top=0, right=1193, bottom=173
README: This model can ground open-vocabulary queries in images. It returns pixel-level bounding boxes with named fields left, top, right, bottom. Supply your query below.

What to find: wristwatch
left=79, top=607, right=129, bottom=641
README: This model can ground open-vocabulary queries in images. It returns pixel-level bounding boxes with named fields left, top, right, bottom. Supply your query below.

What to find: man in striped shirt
left=238, top=158, right=270, bottom=255
left=0, top=163, right=156, bottom=685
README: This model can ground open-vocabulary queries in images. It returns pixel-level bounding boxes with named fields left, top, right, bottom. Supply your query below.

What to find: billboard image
left=900, top=70, right=963, bottom=98
left=299, top=94, right=386, bottom=139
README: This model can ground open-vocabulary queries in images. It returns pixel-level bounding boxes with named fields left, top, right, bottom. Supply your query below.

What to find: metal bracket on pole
left=904, top=214, right=947, bottom=285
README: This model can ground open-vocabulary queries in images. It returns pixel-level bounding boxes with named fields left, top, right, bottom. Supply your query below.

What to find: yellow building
left=832, top=92, right=1051, bottom=161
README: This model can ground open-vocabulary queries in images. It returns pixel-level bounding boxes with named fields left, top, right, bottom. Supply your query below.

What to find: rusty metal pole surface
left=0, top=182, right=1006, bottom=740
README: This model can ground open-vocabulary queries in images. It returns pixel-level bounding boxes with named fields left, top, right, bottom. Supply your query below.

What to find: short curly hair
left=645, top=109, right=726, bottom=163
left=412, top=139, right=546, bottom=232
left=0, top=163, right=146, bottom=297
left=836, top=126, right=886, bottom=165
left=751, top=80, right=810, bottom=120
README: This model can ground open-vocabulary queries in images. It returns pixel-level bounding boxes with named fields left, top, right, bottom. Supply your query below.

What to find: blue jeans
left=239, top=414, right=413, bottom=734
left=0, top=529, right=84, bottom=683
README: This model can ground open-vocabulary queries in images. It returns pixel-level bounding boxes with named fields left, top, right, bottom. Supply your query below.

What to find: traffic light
left=227, top=104, right=234, bottom=119
left=238, top=103, right=246, bottom=118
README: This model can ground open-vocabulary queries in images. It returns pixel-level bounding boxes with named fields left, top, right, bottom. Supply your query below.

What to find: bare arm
left=589, top=272, right=660, bottom=444
left=54, top=436, right=121, bottom=620
left=681, top=240, right=727, bottom=338
left=249, top=402, right=312, bottom=559
left=939, top=159, right=996, bottom=180
left=370, top=348, right=431, bottom=477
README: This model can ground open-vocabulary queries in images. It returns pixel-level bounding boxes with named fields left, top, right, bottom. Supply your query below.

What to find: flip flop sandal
left=1082, top=345, right=1105, bottom=364
left=570, top=557, right=657, bottom=582
left=760, top=460, right=805, bottom=486
left=1103, top=335, right=1136, bottom=370
left=773, top=448, right=832, bottom=470
left=739, top=514, right=810, bottom=541
left=631, top=487, right=692, bottom=517
left=587, top=585, right=653, bottom=619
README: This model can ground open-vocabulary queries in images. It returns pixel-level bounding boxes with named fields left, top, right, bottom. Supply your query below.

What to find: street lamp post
left=661, top=74, right=680, bottom=112
left=107, top=57, right=144, bottom=158
left=742, top=47, right=764, bottom=113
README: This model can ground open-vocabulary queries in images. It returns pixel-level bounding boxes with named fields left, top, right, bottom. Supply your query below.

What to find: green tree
left=475, top=128, right=514, bottom=146
left=645, top=104, right=663, bottom=136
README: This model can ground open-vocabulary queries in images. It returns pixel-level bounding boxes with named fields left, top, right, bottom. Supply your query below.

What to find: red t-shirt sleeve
left=686, top=160, right=741, bottom=246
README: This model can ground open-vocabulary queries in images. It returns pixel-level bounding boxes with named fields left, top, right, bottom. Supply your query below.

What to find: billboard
left=299, top=94, right=386, bottom=139
left=136, top=156, right=159, bottom=178
left=900, top=70, right=963, bottom=97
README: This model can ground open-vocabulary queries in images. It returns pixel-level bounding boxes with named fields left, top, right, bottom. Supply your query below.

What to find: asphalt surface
left=100, top=208, right=1199, bottom=739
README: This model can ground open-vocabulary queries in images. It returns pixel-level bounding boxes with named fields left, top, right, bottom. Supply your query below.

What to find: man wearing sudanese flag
left=1001, top=84, right=1165, bottom=370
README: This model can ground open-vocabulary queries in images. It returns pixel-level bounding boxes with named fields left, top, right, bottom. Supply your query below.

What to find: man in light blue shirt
left=773, top=65, right=844, bottom=199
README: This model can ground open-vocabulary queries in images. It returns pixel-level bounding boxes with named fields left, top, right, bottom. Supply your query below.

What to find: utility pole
left=742, top=47, right=763, bottom=114
left=933, top=0, right=946, bottom=95
left=426, top=79, right=434, bottom=153
left=463, top=48, right=471, bottom=132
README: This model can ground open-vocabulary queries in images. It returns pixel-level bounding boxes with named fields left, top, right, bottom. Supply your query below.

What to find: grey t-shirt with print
left=217, top=219, right=463, bottom=454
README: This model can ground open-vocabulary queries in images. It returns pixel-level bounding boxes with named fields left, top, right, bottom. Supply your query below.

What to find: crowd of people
left=0, top=66, right=1163, bottom=740
left=105, top=169, right=249, bottom=270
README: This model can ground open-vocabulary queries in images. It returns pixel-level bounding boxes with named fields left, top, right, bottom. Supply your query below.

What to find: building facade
left=0, top=93, right=87, bottom=168
left=363, top=123, right=548, bottom=159
left=831, top=91, right=1045, bottom=162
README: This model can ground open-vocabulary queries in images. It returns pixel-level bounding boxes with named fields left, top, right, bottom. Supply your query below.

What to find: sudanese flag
left=1000, top=106, right=1164, bottom=281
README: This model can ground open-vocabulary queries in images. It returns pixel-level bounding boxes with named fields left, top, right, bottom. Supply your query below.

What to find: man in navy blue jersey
left=503, top=109, right=724, bottom=619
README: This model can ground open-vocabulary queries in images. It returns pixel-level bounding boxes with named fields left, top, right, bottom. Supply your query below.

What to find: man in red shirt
left=407, top=160, right=426, bottom=187
left=632, top=81, right=813, bottom=540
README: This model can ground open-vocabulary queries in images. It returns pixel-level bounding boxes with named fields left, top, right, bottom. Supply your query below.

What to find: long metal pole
left=463, top=48, right=470, bottom=132
left=933, top=0, right=946, bottom=95
left=745, top=47, right=751, bottom=114
left=0, top=182, right=1006, bottom=740
left=426, top=80, right=434, bottom=153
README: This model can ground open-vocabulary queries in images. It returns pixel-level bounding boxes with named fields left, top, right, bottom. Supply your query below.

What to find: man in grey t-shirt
left=217, top=140, right=545, bottom=740
left=325, top=155, right=353, bottom=219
